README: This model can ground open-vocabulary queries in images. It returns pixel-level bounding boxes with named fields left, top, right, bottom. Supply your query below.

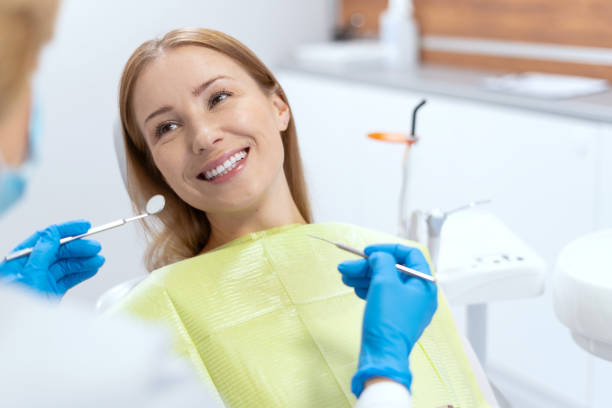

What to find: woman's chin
left=198, top=196, right=261, bottom=217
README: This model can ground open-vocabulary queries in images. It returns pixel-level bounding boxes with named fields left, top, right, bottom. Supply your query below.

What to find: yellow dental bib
left=111, top=223, right=487, bottom=407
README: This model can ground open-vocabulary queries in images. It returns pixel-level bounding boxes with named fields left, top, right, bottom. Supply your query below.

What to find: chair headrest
left=113, top=118, right=128, bottom=192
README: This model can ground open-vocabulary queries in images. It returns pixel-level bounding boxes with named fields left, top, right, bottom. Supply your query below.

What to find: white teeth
left=202, top=149, right=248, bottom=181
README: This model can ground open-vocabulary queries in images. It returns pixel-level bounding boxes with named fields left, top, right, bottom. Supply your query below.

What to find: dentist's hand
left=0, top=220, right=105, bottom=300
left=338, top=243, right=438, bottom=397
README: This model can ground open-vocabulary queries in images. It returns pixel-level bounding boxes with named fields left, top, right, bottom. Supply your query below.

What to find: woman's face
left=132, top=45, right=290, bottom=215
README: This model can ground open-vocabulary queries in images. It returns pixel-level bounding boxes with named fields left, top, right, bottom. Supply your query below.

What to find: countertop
left=279, top=60, right=612, bottom=124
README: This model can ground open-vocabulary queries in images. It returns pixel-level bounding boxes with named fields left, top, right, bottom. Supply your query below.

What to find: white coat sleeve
left=0, top=286, right=221, bottom=408
left=356, top=380, right=412, bottom=408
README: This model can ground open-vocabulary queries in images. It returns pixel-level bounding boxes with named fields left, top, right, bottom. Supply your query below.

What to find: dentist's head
left=0, top=0, right=59, bottom=214
left=0, top=1, right=106, bottom=299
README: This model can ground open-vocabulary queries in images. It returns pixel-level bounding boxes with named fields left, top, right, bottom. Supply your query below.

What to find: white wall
left=0, top=0, right=334, bottom=305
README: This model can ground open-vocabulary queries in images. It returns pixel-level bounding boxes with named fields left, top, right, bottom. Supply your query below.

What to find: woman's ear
left=270, top=92, right=290, bottom=132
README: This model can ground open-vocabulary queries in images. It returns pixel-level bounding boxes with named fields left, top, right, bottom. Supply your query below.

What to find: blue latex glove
left=0, top=220, right=105, bottom=300
left=337, top=243, right=438, bottom=397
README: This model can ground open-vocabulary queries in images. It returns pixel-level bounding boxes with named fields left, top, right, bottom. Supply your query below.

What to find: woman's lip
left=199, top=147, right=248, bottom=175
left=205, top=154, right=248, bottom=184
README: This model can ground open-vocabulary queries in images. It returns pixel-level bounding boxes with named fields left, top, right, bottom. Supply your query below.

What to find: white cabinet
left=278, top=70, right=605, bottom=405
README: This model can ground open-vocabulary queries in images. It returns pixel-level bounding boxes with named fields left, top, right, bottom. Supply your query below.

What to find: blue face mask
left=0, top=99, right=41, bottom=216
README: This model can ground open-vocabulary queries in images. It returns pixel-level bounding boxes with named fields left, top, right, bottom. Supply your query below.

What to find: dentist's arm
left=0, top=220, right=105, bottom=300
left=0, top=286, right=219, bottom=408
left=338, top=244, right=438, bottom=407
left=356, top=379, right=412, bottom=408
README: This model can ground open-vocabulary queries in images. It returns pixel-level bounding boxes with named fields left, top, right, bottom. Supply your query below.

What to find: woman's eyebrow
left=191, top=75, right=230, bottom=97
left=145, top=105, right=173, bottom=125
left=144, top=76, right=231, bottom=125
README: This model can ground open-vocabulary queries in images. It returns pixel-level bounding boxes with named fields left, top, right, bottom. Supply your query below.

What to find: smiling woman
left=113, top=27, right=488, bottom=408
left=119, top=28, right=311, bottom=270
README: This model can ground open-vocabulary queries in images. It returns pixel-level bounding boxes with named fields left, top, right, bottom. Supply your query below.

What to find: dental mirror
left=146, top=194, right=166, bottom=215
left=4, top=194, right=166, bottom=261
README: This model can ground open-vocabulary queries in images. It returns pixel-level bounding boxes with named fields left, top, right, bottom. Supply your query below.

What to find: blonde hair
left=119, top=28, right=312, bottom=271
left=0, top=0, right=59, bottom=119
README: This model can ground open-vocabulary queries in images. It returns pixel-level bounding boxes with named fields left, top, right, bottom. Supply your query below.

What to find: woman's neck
left=202, top=177, right=306, bottom=252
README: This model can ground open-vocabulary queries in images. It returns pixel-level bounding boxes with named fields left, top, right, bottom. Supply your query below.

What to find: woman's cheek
left=152, top=151, right=181, bottom=186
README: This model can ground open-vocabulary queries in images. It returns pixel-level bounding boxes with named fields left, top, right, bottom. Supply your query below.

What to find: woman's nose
left=191, top=123, right=223, bottom=154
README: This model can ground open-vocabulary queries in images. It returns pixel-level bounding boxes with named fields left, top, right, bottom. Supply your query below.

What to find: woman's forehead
left=139, top=46, right=248, bottom=89
left=132, top=46, right=250, bottom=121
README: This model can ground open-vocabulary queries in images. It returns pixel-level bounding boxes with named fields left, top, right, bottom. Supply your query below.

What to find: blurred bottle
left=379, top=0, right=420, bottom=69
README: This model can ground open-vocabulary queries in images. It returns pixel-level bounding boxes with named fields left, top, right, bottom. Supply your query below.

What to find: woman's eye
left=156, top=122, right=179, bottom=138
left=208, top=90, right=232, bottom=109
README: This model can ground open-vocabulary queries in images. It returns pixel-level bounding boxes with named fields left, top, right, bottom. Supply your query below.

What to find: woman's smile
left=197, top=146, right=250, bottom=184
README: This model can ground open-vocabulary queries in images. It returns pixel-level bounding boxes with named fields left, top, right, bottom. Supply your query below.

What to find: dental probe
left=4, top=195, right=166, bottom=262
left=308, top=235, right=436, bottom=283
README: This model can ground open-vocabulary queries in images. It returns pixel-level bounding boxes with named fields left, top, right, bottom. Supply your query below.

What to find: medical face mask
left=0, top=99, right=41, bottom=215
